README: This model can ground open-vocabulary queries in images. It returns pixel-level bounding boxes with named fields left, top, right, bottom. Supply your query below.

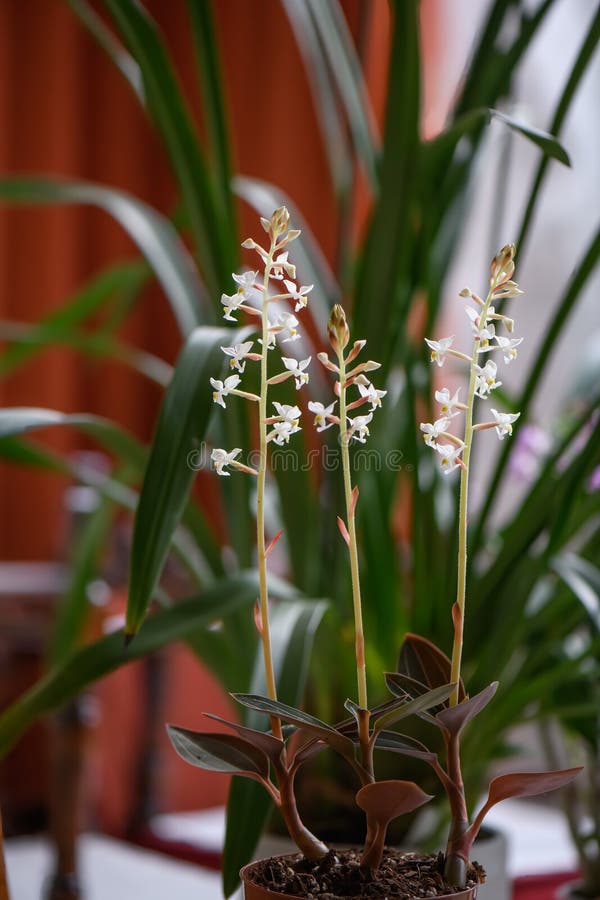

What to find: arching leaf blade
left=127, top=325, right=249, bottom=638
left=0, top=573, right=261, bottom=759
left=0, top=176, right=205, bottom=335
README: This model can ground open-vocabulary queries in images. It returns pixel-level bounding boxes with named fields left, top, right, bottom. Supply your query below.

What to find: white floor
left=5, top=833, right=223, bottom=900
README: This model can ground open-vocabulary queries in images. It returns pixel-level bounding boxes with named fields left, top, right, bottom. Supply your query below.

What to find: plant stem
left=337, top=349, right=369, bottom=725
left=449, top=282, right=496, bottom=707
left=276, top=765, right=328, bottom=860
left=444, top=733, right=470, bottom=886
left=257, top=240, right=282, bottom=740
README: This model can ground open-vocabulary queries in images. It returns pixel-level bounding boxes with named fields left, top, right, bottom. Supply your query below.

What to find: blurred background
left=0, top=1, right=599, bottom=898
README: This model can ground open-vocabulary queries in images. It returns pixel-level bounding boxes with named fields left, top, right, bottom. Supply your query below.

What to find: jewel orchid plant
left=167, top=209, right=448, bottom=869
left=167, top=215, right=582, bottom=890
left=378, top=243, right=581, bottom=885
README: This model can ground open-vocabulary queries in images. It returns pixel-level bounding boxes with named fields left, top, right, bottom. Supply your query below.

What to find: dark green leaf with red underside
left=468, top=767, right=583, bottom=848
left=397, top=633, right=466, bottom=701
left=373, top=730, right=438, bottom=765
left=343, top=697, right=365, bottom=725
left=373, top=683, right=455, bottom=734
left=483, top=767, right=583, bottom=808
left=436, top=682, right=499, bottom=737
left=356, top=780, right=434, bottom=823
left=166, top=726, right=269, bottom=779
left=202, top=713, right=284, bottom=763
left=231, top=694, right=355, bottom=759
left=356, top=780, right=434, bottom=869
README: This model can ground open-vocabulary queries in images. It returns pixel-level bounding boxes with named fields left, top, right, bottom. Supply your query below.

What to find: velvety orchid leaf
left=484, top=767, right=582, bottom=808
left=397, top=633, right=466, bottom=701
left=374, top=683, right=455, bottom=734
left=290, top=733, right=328, bottom=768
left=166, top=726, right=269, bottom=779
left=435, top=682, right=499, bottom=736
left=344, top=697, right=365, bottom=724
left=374, top=730, right=438, bottom=764
left=356, top=780, right=433, bottom=826
left=232, top=694, right=355, bottom=757
left=203, top=713, right=284, bottom=763
left=385, top=672, right=428, bottom=699
left=384, top=673, right=442, bottom=724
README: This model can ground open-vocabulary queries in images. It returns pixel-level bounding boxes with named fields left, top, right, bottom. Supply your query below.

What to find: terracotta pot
left=240, top=855, right=479, bottom=900
left=254, top=828, right=506, bottom=900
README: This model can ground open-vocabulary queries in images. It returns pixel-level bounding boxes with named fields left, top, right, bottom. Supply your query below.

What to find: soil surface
left=245, top=849, right=485, bottom=899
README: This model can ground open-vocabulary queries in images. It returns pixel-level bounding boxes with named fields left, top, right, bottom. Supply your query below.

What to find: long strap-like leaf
left=517, top=4, right=600, bottom=253
left=102, top=0, right=235, bottom=296
left=0, top=177, right=205, bottom=335
left=127, top=325, right=249, bottom=637
left=0, top=573, right=263, bottom=759
left=353, top=0, right=420, bottom=366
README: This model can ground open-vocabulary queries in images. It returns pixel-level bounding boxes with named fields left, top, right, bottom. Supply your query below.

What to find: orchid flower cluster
left=209, top=206, right=313, bottom=477
left=208, top=206, right=318, bottom=744
left=310, top=305, right=387, bottom=445
left=420, top=243, right=523, bottom=476
left=314, top=305, right=387, bottom=715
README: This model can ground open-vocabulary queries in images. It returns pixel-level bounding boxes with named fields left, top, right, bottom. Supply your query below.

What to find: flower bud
left=327, top=304, right=350, bottom=353
left=490, top=243, right=516, bottom=287
left=270, top=206, right=290, bottom=237
left=492, top=279, right=523, bottom=299
left=317, top=351, right=339, bottom=373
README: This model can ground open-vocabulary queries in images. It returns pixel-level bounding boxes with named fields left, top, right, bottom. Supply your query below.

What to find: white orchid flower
left=420, top=416, right=451, bottom=448
left=281, top=356, right=311, bottom=389
left=435, top=387, right=463, bottom=418
left=232, top=270, right=259, bottom=295
left=356, top=378, right=387, bottom=411
left=269, top=421, right=294, bottom=445
left=211, top=447, right=242, bottom=476
left=275, top=311, right=301, bottom=343
left=210, top=374, right=241, bottom=408
left=220, top=340, right=255, bottom=373
left=347, top=412, right=373, bottom=444
left=490, top=408, right=520, bottom=440
left=464, top=305, right=496, bottom=350
left=272, top=402, right=301, bottom=434
left=436, top=443, right=463, bottom=474
left=271, top=251, right=295, bottom=280
left=425, top=335, right=454, bottom=367
left=495, top=335, right=523, bottom=364
left=283, top=279, right=313, bottom=312
left=474, top=360, right=502, bottom=398
left=308, top=400, right=336, bottom=432
left=220, top=292, right=245, bottom=322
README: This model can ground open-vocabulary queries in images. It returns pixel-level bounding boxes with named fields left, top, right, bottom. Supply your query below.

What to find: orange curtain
left=0, top=0, right=440, bottom=823
left=0, top=0, right=444, bottom=561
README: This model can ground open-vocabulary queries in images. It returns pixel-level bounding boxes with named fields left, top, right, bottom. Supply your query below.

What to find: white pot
left=472, top=826, right=509, bottom=900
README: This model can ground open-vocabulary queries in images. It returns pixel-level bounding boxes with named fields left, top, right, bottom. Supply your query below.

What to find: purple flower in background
left=509, top=424, right=552, bottom=483
left=588, top=466, right=600, bottom=493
